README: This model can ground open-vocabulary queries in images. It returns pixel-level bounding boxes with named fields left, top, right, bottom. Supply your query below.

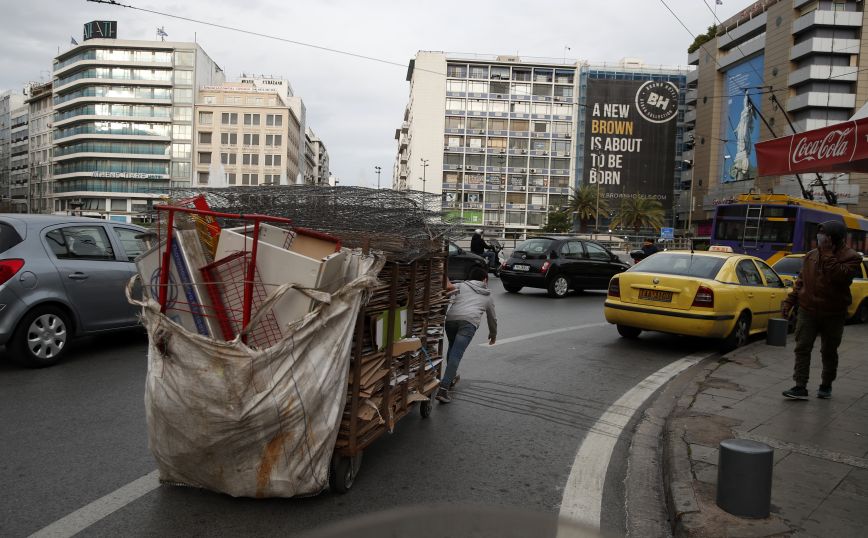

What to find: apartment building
left=9, top=102, right=29, bottom=212
left=52, top=32, right=224, bottom=221
left=0, top=90, right=25, bottom=210
left=195, top=81, right=302, bottom=187
left=683, top=0, right=868, bottom=231
left=27, top=82, right=53, bottom=214
left=396, top=52, right=689, bottom=236
left=304, top=127, right=329, bottom=185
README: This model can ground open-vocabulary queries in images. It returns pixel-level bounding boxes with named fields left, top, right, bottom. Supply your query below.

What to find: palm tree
left=568, top=184, right=609, bottom=232
left=610, top=197, right=666, bottom=234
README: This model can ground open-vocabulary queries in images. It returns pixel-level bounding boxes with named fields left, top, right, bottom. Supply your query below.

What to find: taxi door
left=734, top=259, right=772, bottom=331
left=753, top=259, right=788, bottom=329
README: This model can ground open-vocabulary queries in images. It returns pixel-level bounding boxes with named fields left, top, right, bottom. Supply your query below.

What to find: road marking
left=481, top=322, right=609, bottom=346
left=28, top=470, right=160, bottom=538
left=558, top=351, right=713, bottom=530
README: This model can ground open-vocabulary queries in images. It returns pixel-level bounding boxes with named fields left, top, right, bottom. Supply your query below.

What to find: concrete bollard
left=716, top=439, right=774, bottom=518
left=766, top=318, right=788, bottom=347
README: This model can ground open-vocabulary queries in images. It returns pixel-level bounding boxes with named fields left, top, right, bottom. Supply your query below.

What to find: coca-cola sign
left=756, top=117, right=868, bottom=176
left=791, top=128, right=854, bottom=166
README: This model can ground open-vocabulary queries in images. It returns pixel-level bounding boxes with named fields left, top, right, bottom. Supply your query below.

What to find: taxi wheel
left=547, top=275, right=569, bottom=298
left=617, top=325, right=641, bottom=339
left=721, top=312, right=750, bottom=353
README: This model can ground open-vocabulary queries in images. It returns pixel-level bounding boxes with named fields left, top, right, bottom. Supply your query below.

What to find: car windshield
left=772, top=257, right=803, bottom=275
left=512, top=238, right=552, bottom=260
left=628, top=253, right=726, bottom=280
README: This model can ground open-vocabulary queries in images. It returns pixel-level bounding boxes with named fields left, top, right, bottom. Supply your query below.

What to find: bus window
left=803, top=222, right=820, bottom=251
left=758, top=220, right=794, bottom=243
left=847, top=229, right=866, bottom=253
left=715, top=220, right=744, bottom=241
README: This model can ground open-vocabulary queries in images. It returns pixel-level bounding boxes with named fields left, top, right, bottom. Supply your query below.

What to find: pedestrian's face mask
left=817, top=233, right=829, bottom=247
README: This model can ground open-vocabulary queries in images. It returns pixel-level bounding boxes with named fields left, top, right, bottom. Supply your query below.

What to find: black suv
left=500, top=237, right=629, bottom=297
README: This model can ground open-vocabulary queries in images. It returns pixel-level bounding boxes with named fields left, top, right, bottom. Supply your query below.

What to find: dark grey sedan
left=0, top=214, right=148, bottom=367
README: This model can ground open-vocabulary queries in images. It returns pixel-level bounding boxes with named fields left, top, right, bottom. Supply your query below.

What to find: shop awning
left=756, top=115, right=868, bottom=176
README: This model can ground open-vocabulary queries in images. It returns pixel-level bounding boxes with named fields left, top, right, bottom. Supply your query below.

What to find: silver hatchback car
left=0, top=214, right=148, bottom=367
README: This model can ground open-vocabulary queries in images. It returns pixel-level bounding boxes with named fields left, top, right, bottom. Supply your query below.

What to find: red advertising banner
left=756, top=117, right=868, bottom=176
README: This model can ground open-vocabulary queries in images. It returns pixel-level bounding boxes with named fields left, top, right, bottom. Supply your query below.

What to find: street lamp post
left=594, top=182, right=601, bottom=234
left=420, top=159, right=429, bottom=193
left=374, top=165, right=382, bottom=190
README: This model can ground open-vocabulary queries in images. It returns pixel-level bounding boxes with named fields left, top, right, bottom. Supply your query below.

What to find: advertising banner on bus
left=581, top=78, right=679, bottom=205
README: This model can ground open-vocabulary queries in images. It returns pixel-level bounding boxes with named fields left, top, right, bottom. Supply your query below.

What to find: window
left=243, top=133, right=260, bottom=146
left=511, top=83, right=531, bottom=96
left=469, top=65, right=488, bottom=79
left=629, top=254, right=725, bottom=279
left=736, top=260, right=764, bottom=286
left=203, top=96, right=216, bottom=104
left=242, top=173, right=258, bottom=185
left=560, top=241, right=583, bottom=259
left=172, top=125, right=191, bottom=139
left=227, top=173, right=236, bottom=185
left=489, top=100, right=508, bottom=113
left=532, top=103, right=551, bottom=115
left=198, top=111, right=213, bottom=125
left=446, top=99, right=466, bottom=111
left=584, top=242, right=611, bottom=261
left=266, top=134, right=282, bottom=147
left=172, top=107, right=192, bottom=121
left=488, top=119, right=508, bottom=131
left=467, top=81, right=488, bottom=93
left=171, top=161, right=190, bottom=178
left=242, top=153, right=259, bottom=165
left=533, top=122, right=549, bottom=133
left=243, top=113, right=260, bottom=126
left=447, top=80, right=466, bottom=92
left=173, top=88, right=193, bottom=103
left=221, top=152, right=237, bottom=164
left=221, top=112, right=238, bottom=125
left=45, top=226, right=115, bottom=260
left=220, top=132, right=237, bottom=145
left=552, top=122, right=571, bottom=134
left=265, top=154, right=281, bottom=166
left=266, top=114, right=283, bottom=126
left=171, top=143, right=191, bottom=158
left=114, top=227, right=146, bottom=261
left=468, top=118, right=486, bottom=130
left=198, top=171, right=209, bottom=184
left=756, top=261, right=784, bottom=288
left=174, top=51, right=194, bottom=67
left=510, top=119, right=529, bottom=132
left=199, top=152, right=211, bottom=164
left=198, top=132, right=212, bottom=144
left=174, top=70, right=192, bottom=85
left=511, top=101, right=530, bottom=113
left=468, top=100, right=487, bottom=112
left=447, top=64, right=467, bottom=78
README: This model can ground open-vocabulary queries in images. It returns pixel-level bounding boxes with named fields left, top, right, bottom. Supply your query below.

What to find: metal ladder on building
left=742, top=205, right=763, bottom=249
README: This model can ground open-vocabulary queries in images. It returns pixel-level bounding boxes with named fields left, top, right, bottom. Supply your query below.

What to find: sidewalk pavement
left=665, top=323, right=868, bottom=537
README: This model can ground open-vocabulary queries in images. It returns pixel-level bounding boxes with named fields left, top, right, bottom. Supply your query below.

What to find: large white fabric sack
left=132, top=250, right=383, bottom=498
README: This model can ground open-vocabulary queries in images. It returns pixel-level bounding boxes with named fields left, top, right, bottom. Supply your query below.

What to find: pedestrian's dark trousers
left=792, top=309, right=846, bottom=387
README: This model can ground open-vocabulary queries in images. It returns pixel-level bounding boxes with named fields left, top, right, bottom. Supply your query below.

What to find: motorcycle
left=485, top=239, right=504, bottom=277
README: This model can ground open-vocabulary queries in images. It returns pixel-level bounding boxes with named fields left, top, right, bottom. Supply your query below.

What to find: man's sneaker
left=782, top=385, right=809, bottom=400
left=817, top=385, right=832, bottom=399
left=450, top=375, right=460, bottom=389
left=435, top=388, right=452, bottom=404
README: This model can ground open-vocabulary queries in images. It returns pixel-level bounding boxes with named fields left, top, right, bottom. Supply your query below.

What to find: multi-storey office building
left=194, top=81, right=301, bottom=187
left=304, top=127, right=329, bottom=185
left=27, top=82, right=53, bottom=214
left=683, top=0, right=868, bottom=231
left=52, top=36, right=224, bottom=221
left=0, top=90, right=25, bottom=210
left=9, top=103, right=29, bottom=212
left=396, top=52, right=690, bottom=237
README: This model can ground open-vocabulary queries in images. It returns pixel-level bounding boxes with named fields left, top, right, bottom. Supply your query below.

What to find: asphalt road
left=0, top=281, right=717, bottom=537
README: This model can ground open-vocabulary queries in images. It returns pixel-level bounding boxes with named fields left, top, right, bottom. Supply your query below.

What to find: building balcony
left=688, top=49, right=700, bottom=66
left=786, top=91, right=856, bottom=112
left=685, top=88, right=697, bottom=105
left=793, top=9, right=863, bottom=35
left=718, top=12, right=766, bottom=50
left=684, top=109, right=697, bottom=124
left=718, top=35, right=766, bottom=69
left=789, top=64, right=857, bottom=87
left=686, top=70, right=698, bottom=85
left=791, top=37, right=860, bottom=61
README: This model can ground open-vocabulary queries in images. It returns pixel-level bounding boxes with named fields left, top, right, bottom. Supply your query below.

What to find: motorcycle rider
left=470, top=229, right=497, bottom=271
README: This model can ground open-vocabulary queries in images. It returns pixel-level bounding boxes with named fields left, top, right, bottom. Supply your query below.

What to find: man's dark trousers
left=793, top=308, right=845, bottom=387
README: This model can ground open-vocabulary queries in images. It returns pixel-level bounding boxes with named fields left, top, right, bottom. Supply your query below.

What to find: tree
left=688, top=25, right=717, bottom=54
left=568, top=184, right=608, bottom=232
left=542, top=209, right=571, bottom=233
left=610, top=197, right=666, bottom=234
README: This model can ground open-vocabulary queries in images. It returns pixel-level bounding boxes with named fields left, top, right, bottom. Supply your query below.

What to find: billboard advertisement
left=582, top=79, right=679, bottom=205
left=720, top=55, right=764, bottom=183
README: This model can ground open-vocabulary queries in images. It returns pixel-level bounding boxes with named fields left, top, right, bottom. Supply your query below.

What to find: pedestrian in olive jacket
left=781, top=220, right=862, bottom=400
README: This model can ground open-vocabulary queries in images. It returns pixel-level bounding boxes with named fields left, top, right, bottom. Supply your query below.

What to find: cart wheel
left=420, top=399, right=433, bottom=418
left=330, top=452, right=363, bottom=494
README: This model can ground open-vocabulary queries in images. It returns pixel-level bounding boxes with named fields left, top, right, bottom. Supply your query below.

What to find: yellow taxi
left=604, top=247, right=788, bottom=351
left=772, top=254, right=868, bottom=324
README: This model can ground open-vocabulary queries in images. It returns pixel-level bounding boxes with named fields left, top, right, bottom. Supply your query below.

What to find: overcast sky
left=0, top=0, right=754, bottom=187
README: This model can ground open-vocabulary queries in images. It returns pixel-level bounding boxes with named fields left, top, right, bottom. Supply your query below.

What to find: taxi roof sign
left=708, top=245, right=734, bottom=253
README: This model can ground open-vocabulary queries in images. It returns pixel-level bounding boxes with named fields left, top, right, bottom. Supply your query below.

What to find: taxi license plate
left=513, top=264, right=530, bottom=271
left=639, top=289, right=673, bottom=302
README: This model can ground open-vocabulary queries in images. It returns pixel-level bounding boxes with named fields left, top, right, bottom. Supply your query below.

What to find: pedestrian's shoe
left=782, top=385, right=809, bottom=400
left=435, top=388, right=452, bottom=404
left=450, top=375, right=460, bottom=389
left=817, top=385, right=832, bottom=399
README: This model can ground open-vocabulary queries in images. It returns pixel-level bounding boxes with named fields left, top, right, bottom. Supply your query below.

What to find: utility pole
left=594, top=182, right=601, bottom=234
left=374, top=165, right=381, bottom=189
left=420, top=158, right=429, bottom=193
